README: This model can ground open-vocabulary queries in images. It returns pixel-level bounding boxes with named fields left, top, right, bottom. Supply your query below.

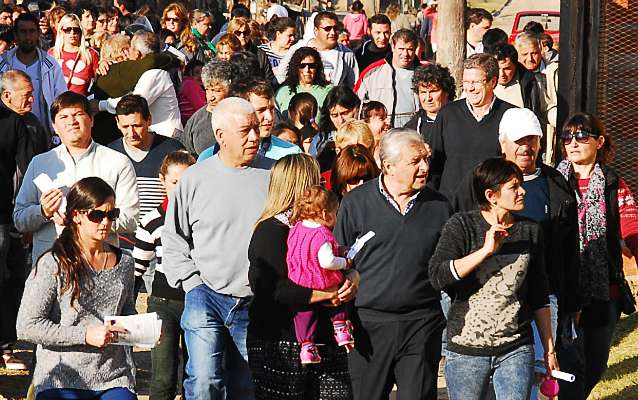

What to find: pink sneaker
left=300, top=342, right=321, bottom=365
left=333, top=320, right=355, bottom=348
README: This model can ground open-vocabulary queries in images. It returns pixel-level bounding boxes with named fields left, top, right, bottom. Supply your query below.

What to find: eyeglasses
left=560, top=130, right=599, bottom=144
left=235, top=30, right=249, bottom=36
left=319, top=25, right=337, bottom=32
left=80, top=208, right=120, bottom=223
left=462, top=79, right=488, bottom=88
left=62, top=27, right=82, bottom=34
left=165, top=17, right=181, bottom=23
left=97, top=18, right=107, bottom=23
left=299, top=62, right=317, bottom=70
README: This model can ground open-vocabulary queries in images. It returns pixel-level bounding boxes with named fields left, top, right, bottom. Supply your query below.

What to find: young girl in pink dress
left=287, top=185, right=355, bottom=364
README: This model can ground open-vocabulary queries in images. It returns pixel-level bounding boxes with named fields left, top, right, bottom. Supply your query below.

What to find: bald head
left=211, top=97, right=261, bottom=168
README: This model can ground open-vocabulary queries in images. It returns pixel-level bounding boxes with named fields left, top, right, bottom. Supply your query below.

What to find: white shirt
left=321, top=48, right=339, bottom=84
left=266, top=3, right=288, bottom=21
left=100, top=69, right=183, bottom=137
left=301, top=220, right=348, bottom=270
left=14, top=58, right=45, bottom=126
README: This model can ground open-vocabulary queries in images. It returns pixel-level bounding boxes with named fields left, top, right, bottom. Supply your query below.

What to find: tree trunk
left=436, top=0, right=466, bottom=98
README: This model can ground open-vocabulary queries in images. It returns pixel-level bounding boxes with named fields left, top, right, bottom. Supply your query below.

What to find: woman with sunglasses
left=555, top=112, right=638, bottom=398
left=49, top=14, right=100, bottom=96
left=17, top=177, right=137, bottom=400
left=161, top=3, right=196, bottom=61
left=228, top=17, right=275, bottom=84
left=275, top=47, right=332, bottom=120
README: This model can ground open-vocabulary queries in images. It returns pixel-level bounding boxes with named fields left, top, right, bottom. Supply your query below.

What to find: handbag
left=619, top=279, right=636, bottom=315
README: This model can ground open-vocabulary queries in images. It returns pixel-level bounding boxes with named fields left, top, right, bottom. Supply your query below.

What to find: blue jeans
left=181, top=284, right=254, bottom=400
left=36, top=388, right=136, bottom=399
left=445, top=345, right=535, bottom=400
left=530, top=294, right=558, bottom=399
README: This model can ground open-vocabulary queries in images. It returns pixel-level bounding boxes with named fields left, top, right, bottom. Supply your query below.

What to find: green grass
left=589, top=313, right=638, bottom=399
left=467, top=0, right=509, bottom=14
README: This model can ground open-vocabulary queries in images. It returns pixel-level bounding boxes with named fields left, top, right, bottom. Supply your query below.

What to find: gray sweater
left=162, top=154, right=270, bottom=297
left=16, top=250, right=136, bottom=395
left=174, top=105, right=213, bottom=156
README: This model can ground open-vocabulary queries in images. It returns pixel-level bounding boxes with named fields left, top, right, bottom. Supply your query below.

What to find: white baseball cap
left=499, top=108, right=542, bottom=142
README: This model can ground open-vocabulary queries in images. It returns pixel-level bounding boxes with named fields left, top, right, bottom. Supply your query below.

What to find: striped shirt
left=133, top=199, right=184, bottom=300
left=258, top=43, right=285, bottom=69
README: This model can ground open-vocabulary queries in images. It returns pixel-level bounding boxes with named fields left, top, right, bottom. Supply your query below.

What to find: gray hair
left=131, top=31, right=160, bottom=56
left=201, top=59, right=232, bottom=89
left=210, top=97, right=256, bottom=134
left=379, top=128, right=428, bottom=172
left=514, top=31, right=540, bottom=49
left=0, top=69, right=32, bottom=92
left=463, top=53, right=499, bottom=81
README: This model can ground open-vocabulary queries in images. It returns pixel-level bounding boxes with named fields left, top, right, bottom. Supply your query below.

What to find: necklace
left=81, top=247, right=109, bottom=271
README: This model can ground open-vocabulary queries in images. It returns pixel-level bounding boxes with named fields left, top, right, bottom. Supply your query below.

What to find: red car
left=509, top=11, right=560, bottom=45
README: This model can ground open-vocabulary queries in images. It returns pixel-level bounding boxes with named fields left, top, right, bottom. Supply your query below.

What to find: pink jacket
left=178, top=76, right=206, bottom=122
left=342, top=13, right=368, bottom=41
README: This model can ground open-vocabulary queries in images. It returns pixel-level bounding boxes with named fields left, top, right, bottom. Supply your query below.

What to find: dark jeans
left=147, top=296, right=187, bottom=400
left=36, top=388, right=136, bottom=400
left=0, top=224, right=28, bottom=351
left=293, top=304, right=347, bottom=343
left=557, top=299, right=621, bottom=399
left=348, top=313, right=443, bottom=400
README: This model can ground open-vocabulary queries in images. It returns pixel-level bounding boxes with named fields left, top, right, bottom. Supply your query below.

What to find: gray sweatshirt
left=16, top=251, right=136, bottom=395
left=162, top=154, right=270, bottom=297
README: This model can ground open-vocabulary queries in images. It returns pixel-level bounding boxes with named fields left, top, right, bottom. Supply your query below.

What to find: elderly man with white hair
left=162, top=97, right=269, bottom=400
left=335, top=128, right=451, bottom=400
left=451, top=107, right=581, bottom=399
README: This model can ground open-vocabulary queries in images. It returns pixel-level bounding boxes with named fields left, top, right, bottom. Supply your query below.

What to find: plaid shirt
left=378, top=176, right=420, bottom=215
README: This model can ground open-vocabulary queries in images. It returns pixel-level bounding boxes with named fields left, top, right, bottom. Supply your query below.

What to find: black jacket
left=404, top=109, right=436, bottom=145
left=354, top=39, right=391, bottom=72
left=452, top=164, right=582, bottom=313
left=0, top=108, right=31, bottom=224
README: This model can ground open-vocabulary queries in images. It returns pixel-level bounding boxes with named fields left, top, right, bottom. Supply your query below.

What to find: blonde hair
left=100, top=33, right=131, bottom=63
left=228, top=17, right=250, bottom=36
left=217, top=33, right=242, bottom=51
left=335, top=119, right=375, bottom=152
left=290, top=185, right=339, bottom=225
left=255, top=154, right=321, bottom=226
left=53, top=14, right=93, bottom=66
left=161, top=2, right=196, bottom=53
left=90, top=31, right=110, bottom=52
left=385, top=3, right=400, bottom=20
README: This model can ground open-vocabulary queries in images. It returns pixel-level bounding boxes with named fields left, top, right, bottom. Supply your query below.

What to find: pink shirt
left=342, top=13, right=368, bottom=41
left=178, top=76, right=206, bottom=122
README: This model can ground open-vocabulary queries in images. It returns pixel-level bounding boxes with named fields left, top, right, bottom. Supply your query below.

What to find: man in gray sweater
left=162, top=97, right=269, bottom=400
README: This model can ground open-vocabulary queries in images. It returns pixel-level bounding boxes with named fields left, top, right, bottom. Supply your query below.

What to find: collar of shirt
left=60, top=140, right=96, bottom=164
left=523, top=168, right=542, bottom=181
left=378, top=175, right=420, bottom=215
left=465, top=95, right=496, bottom=122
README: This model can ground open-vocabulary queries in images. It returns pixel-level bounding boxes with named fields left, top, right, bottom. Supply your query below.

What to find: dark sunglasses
left=235, top=30, right=249, bottom=36
left=165, top=17, right=181, bottom=23
left=62, top=27, right=82, bottom=34
left=560, top=130, right=599, bottom=144
left=299, top=62, right=317, bottom=69
left=319, top=25, right=337, bottom=32
left=81, top=208, right=120, bottom=223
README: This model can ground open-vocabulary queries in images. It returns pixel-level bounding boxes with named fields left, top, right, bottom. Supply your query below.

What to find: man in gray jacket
left=275, top=11, right=359, bottom=87
left=162, top=97, right=270, bottom=400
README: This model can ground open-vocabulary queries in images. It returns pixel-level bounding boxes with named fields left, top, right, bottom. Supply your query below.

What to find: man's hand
left=96, top=60, right=113, bottom=76
left=338, top=270, right=360, bottom=303
left=40, top=189, right=63, bottom=219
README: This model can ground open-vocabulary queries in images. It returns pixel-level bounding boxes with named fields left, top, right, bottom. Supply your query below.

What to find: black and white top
left=429, top=210, right=549, bottom=356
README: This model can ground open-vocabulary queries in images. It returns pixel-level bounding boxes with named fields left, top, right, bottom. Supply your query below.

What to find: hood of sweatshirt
left=348, top=14, right=364, bottom=22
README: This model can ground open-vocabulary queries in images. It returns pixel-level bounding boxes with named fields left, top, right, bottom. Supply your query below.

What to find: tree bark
left=436, top=0, right=466, bottom=98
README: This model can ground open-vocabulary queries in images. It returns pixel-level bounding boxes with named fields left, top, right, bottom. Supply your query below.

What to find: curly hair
left=161, top=2, right=196, bottom=54
left=290, top=185, right=339, bottom=225
left=411, top=64, right=456, bottom=101
left=284, top=47, right=328, bottom=92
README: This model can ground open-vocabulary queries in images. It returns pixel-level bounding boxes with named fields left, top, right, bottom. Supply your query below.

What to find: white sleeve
left=317, top=242, right=347, bottom=270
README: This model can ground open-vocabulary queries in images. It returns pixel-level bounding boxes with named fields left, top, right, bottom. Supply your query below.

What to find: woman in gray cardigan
left=17, top=177, right=137, bottom=400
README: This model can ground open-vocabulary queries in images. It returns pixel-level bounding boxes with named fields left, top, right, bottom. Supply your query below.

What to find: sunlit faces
left=73, top=197, right=116, bottom=241
left=499, top=135, right=540, bottom=175
left=487, top=176, right=526, bottom=212
left=160, top=163, right=190, bottom=195
left=0, top=11, right=12, bottom=25
left=274, top=27, right=295, bottom=50
left=193, top=16, right=213, bottom=37
left=247, top=93, right=275, bottom=138
left=53, top=105, right=93, bottom=149
left=517, top=42, right=543, bottom=71
left=417, top=82, right=449, bottom=117
left=497, top=58, right=517, bottom=85
left=116, top=112, right=153, bottom=150
left=391, top=39, right=416, bottom=69
left=218, top=112, right=261, bottom=165
left=61, top=21, right=82, bottom=46
left=384, top=143, right=430, bottom=192
left=329, top=104, right=357, bottom=130
left=205, top=83, right=229, bottom=109
left=2, top=78, right=34, bottom=115
left=96, top=14, right=108, bottom=33
left=462, top=68, right=496, bottom=108
left=365, top=110, right=390, bottom=142
left=563, top=131, right=605, bottom=166
left=467, top=18, right=492, bottom=44
left=164, top=11, right=183, bottom=34
left=81, top=10, right=96, bottom=34
left=298, top=55, right=318, bottom=86
left=314, top=17, right=338, bottom=49
left=106, top=14, right=120, bottom=34
left=216, top=44, right=234, bottom=61
left=369, top=22, right=391, bottom=49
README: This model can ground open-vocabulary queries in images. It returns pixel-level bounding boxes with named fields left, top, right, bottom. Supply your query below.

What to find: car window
left=515, top=14, right=560, bottom=32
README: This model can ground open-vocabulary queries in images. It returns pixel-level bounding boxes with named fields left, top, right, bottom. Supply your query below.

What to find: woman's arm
left=16, top=253, right=87, bottom=347
left=452, top=223, right=508, bottom=278
left=534, top=307, right=559, bottom=375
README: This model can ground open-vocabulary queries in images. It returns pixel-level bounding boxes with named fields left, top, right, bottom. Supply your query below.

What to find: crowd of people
left=0, top=0, right=636, bottom=400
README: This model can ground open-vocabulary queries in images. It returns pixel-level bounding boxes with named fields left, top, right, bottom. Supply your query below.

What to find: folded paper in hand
left=104, top=312, right=162, bottom=348
left=33, top=173, right=67, bottom=212
left=346, top=231, right=375, bottom=259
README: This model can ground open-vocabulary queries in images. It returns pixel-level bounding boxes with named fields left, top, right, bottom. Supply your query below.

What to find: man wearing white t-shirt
left=275, top=11, right=359, bottom=87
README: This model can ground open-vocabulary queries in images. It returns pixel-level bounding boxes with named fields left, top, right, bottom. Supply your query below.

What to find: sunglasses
left=560, top=130, right=599, bottom=144
left=235, top=30, right=249, bottom=36
left=80, top=208, right=120, bottom=223
left=165, top=17, right=181, bottom=23
left=319, top=25, right=337, bottom=32
left=62, top=27, right=82, bottom=34
left=299, top=62, right=317, bottom=69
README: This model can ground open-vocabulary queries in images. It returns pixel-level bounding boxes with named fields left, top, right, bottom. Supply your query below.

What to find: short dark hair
left=119, top=0, right=136, bottom=12
left=481, top=28, right=508, bottom=54
left=0, top=5, right=14, bottom=14
left=50, top=91, right=91, bottom=121
left=523, top=21, right=544, bottom=35
left=360, top=100, right=387, bottom=122
left=562, top=112, right=614, bottom=164
left=491, top=43, right=518, bottom=65
left=412, top=63, right=456, bottom=101
left=391, top=28, right=418, bottom=47
left=314, top=11, right=338, bottom=28
left=272, top=120, right=301, bottom=142
left=465, top=7, right=493, bottom=29
left=463, top=53, right=499, bottom=81
left=230, top=78, right=274, bottom=101
left=319, top=86, right=360, bottom=133
left=14, top=12, right=38, bottom=32
left=115, top=94, right=151, bottom=120
left=231, top=4, right=251, bottom=19
left=351, top=1, right=364, bottom=12
left=472, top=157, right=523, bottom=210
left=229, top=51, right=263, bottom=82
left=539, top=33, right=554, bottom=49
left=368, top=13, right=391, bottom=26
left=0, top=24, right=14, bottom=44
